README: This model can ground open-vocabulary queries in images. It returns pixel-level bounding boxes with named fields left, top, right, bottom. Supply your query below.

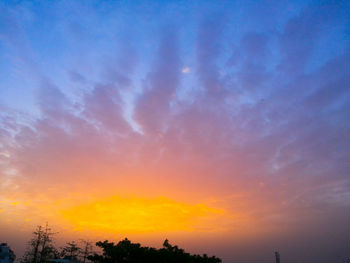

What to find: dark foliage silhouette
left=88, top=238, right=221, bottom=263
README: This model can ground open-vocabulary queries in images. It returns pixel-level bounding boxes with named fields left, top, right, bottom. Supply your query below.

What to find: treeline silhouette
left=21, top=224, right=222, bottom=263
left=88, top=239, right=221, bottom=263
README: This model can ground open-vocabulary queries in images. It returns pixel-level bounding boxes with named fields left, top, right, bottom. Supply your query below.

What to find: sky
left=0, top=0, right=350, bottom=262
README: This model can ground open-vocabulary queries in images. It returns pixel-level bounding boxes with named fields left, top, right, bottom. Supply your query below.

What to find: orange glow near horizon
left=61, top=196, right=224, bottom=234
left=2, top=192, right=254, bottom=236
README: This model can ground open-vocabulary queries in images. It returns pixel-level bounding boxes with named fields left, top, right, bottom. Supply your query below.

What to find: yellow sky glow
left=61, top=196, right=224, bottom=233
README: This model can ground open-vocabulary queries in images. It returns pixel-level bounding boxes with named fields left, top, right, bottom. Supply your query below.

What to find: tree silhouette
left=22, top=225, right=221, bottom=263
left=79, top=240, right=94, bottom=263
left=22, top=223, right=58, bottom=263
left=60, top=241, right=81, bottom=261
left=88, top=238, right=221, bottom=263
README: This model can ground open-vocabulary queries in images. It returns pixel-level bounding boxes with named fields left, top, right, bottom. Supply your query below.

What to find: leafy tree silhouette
left=88, top=238, right=221, bottom=263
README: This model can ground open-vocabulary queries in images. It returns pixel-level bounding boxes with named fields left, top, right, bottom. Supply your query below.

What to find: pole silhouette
left=275, top=251, right=280, bottom=263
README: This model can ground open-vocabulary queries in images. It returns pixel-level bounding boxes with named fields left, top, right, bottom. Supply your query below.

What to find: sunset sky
left=1, top=0, right=350, bottom=262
